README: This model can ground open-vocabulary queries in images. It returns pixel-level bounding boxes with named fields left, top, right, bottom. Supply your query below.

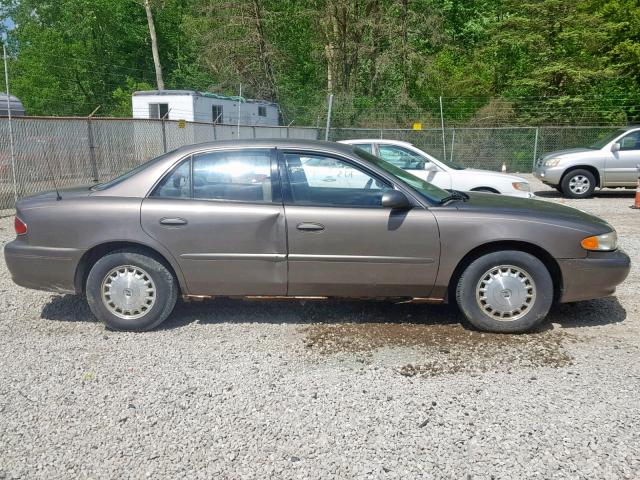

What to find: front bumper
left=533, top=165, right=565, bottom=186
left=4, top=238, right=83, bottom=294
left=558, top=250, right=631, bottom=303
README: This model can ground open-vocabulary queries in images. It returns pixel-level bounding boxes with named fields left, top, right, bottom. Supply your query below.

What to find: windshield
left=436, top=156, right=466, bottom=170
left=92, top=152, right=171, bottom=191
left=589, top=129, right=626, bottom=149
left=352, top=147, right=450, bottom=203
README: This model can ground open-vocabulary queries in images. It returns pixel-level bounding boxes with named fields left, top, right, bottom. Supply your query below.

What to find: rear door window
left=151, top=149, right=277, bottom=203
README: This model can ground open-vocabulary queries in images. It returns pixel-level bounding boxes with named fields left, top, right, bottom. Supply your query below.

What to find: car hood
left=453, top=191, right=612, bottom=235
left=541, top=148, right=594, bottom=160
left=459, top=168, right=528, bottom=182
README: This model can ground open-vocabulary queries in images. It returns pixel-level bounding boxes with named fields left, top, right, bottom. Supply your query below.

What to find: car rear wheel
left=560, top=169, right=596, bottom=198
left=455, top=251, right=553, bottom=333
left=86, top=249, right=178, bottom=331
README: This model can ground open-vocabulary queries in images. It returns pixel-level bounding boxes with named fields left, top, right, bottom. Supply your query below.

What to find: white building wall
left=132, top=92, right=280, bottom=126
left=132, top=94, right=196, bottom=121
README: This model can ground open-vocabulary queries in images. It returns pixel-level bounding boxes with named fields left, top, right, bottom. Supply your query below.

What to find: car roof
left=339, top=139, right=413, bottom=147
left=170, top=139, right=356, bottom=157
left=92, top=139, right=360, bottom=198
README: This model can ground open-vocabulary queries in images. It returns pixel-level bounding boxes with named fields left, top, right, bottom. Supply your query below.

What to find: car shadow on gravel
left=161, top=298, right=462, bottom=330
left=546, top=296, right=626, bottom=329
left=534, top=189, right=635, bottom=199
left=40, top=294, right=97, bottom=323
left=40, top=293, right=626, bottom=333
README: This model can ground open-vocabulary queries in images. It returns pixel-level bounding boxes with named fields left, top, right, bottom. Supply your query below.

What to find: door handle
left=159, top=217, right=188, bottom=226
left=297, top=222, right=325, bottom=232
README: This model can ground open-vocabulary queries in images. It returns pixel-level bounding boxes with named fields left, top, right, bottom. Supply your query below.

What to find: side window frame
left=148, top=148, right=282, bottom=205
left=277, top=149, right=393, bottom=209
left=377, top=144, right=426, bottom=169
left=619, top=131, right=640, bottom=151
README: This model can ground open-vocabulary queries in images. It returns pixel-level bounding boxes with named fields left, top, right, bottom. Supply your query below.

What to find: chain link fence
left=0, top=117, right=317, bottom=208
left=0, top=116, right=623, bottom=208
left=330, top=126, right=616, bottom=172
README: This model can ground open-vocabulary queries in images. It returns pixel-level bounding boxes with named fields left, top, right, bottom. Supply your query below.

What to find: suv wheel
left=86, top=249, right=178, bottom=331
left=560, top=169, right=596, bottom=198
left=455, top=251, right=553, bottom=333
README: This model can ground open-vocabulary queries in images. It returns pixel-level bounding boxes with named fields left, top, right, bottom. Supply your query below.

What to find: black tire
left=86, top=249, right=178, bottom=331
left=560, top=169, right=596, bottom=198
left=455, top=250, right=553, bottom=333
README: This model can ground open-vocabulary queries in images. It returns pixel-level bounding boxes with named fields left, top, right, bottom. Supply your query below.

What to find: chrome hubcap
left=476, top=265, right=536, bottom=321
left=101, top=265, right=156, bottom=320
left=569, top=175, right=590, bottom=194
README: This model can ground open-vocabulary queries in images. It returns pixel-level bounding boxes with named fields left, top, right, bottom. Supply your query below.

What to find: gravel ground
left=0, top=176, right=639, bottom=479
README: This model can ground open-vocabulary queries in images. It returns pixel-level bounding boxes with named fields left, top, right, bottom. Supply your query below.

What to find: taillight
left=14, top=217, right=27, bottom=235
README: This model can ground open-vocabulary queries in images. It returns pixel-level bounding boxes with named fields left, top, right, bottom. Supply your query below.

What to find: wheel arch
left=470, top=186, right=500, bottom=194
left=446, top=240, right=563, bottom=303
left=74, top=241, right=184, bottom=295
left=561, top=165, right=601, bottom=188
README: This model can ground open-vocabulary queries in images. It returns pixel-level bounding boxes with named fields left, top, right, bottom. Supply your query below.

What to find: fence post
left=87, top=105, right=101, bottom=183
left=161, top=118, right=167, bottom=153
left=450, top=127, right=456, bottom=163
left=439, top=96, right=447, bottom=161
left=324, top=94, right=334, bottom=141
left=532, top=127, right=540, bottom=170
left=252, top=126, right=256, bottom=139
left=3, top=44, right=18, bottom=202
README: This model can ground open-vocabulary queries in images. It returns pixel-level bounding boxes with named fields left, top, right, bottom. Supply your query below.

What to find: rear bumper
left=558, top=250, right=631, bottom=303
left=4, top=239, right=83, bottom=294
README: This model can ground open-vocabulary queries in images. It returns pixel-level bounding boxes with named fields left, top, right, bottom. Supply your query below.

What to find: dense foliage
left=1, top=0, right=639, bottom=126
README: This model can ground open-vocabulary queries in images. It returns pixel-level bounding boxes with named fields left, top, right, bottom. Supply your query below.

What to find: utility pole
left=3, top=43, right=17, bottom=203
left=324, top=94, right=334, bottom=141
left=144, top=0, right=164, bottom=90
left=237, top=84, right=242, bottom=137
left=439, top=96, right=447, bottom=161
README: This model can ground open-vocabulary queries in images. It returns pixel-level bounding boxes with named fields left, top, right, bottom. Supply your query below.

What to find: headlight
left=544, top=158, right=561, bottom=167
left=512, top=181, right=531, bottom=192
left=581, top=231, right=617, bottom=251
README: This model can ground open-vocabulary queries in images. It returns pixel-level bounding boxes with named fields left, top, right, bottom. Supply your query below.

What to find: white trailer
left=131, top=90, right=280, bottom=126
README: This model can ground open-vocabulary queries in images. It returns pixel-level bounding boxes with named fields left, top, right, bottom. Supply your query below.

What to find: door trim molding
left=181, top=253, right=286, bottom=262
left=289, top=254, right=434, bottom=264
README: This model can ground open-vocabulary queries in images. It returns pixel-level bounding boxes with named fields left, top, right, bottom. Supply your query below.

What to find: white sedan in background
left=339, top=139, right=533, bottom=198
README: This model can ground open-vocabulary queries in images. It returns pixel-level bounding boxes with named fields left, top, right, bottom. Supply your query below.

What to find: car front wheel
left=86, top=249, right=178, bottom=331
left=560, top=169, right=596, bottom=198
left=455, top=251, right=553, bottom=333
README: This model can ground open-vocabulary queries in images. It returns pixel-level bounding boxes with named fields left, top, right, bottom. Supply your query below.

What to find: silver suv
left=533, top=126, right=640, bottom=198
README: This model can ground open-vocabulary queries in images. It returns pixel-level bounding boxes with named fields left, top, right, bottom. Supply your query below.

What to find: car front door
left=140, top=148, right=287, bottom=296
left=281, top=150, right=440, bottom=297
left=375, top=143, right=452, bottom=190
left=606, top=131, right=640, bottom=186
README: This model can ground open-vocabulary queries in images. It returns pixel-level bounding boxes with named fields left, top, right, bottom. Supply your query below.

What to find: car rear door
left=140, top=147, right=287, bottom=296
left=607, top=131, right=640, bottom=185
left=280, top=150, right=440, bottom=297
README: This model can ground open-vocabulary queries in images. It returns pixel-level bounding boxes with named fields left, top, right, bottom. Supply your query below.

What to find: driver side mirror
left=611, top=142, right=621, bottom=152
left=381, top=190, right=411, bottom=209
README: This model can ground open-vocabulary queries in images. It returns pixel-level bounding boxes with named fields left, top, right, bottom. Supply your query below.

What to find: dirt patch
left=303, top=323, right=575, bottom=376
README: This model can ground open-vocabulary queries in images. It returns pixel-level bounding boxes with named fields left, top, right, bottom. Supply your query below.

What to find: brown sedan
left=4, top=140, right=631, bottom=332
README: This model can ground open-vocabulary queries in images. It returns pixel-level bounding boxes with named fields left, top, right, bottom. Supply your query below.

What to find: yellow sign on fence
left=412, top=122, right=422, bottom=131
left=178, top=119, right=186, bottom=129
